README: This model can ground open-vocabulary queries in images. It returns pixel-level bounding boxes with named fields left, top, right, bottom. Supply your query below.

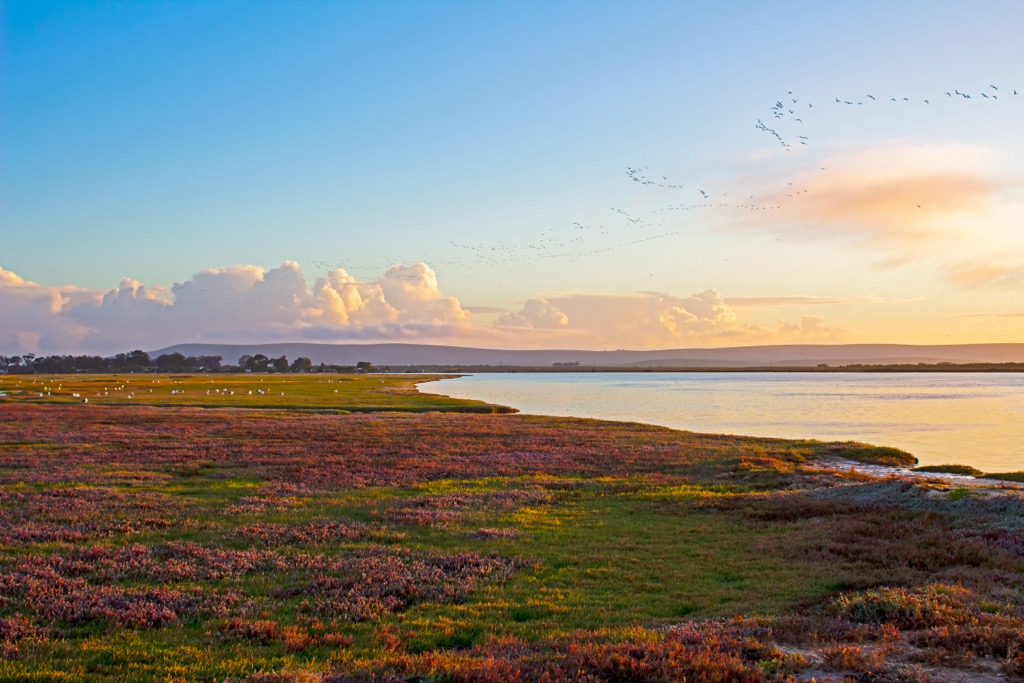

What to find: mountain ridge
left=150, top=342, right=1024, bottom=368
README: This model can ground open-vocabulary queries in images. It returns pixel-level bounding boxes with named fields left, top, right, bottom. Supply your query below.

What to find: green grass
left=367, top=478, right=840, bottom=648
left=984, top=471, right=1024, bottom=482
left=809, top=441, right=917, bottom=467
left=0, top=373, right=513, bottom=413
left=912, top=464, right=984, bottom=477
left=505, top=491, right=833, bottom=624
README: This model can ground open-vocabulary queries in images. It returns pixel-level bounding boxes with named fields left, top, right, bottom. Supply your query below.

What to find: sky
left=2, top=0, right=1023, bottom=355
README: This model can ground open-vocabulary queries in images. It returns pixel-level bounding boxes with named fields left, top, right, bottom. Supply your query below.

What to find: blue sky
left=2, top=1, right=1023, bottom=353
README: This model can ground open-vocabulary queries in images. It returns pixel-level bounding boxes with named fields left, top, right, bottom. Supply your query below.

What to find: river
left=425, top=372, right=1023, bottom=472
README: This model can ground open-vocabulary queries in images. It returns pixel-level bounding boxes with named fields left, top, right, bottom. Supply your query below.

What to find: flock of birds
left=297, top=81, right=1020, bottom=281
left=446, top=163, right=794, bottom=270
left=758, top=84, right=1018, bottom=153
left=442, top=81, right=1021, bottom=273
left=12, top=378, right=297, bottom=404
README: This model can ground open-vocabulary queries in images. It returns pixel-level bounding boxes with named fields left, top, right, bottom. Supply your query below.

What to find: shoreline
left=810, top=456, right=1024, bottom=489
left=419, top=374, right=1019, bottom=481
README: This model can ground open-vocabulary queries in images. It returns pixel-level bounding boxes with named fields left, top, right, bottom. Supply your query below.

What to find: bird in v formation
left=419, top=81, right=1020, bottom=274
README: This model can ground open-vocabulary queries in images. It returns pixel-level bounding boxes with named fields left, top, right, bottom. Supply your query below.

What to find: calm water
left=426, top=373, right=1024, bottom=472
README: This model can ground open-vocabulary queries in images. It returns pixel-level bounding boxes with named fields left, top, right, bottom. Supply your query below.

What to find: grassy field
left=0, top=373, right=512, bottom=413
left=1, top=375, right=1023, bottom=681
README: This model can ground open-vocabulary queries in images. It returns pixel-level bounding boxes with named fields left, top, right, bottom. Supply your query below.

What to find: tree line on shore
left=4, top=351, right=1022, bottom=375
left=0, top=351, right=376, bottom=374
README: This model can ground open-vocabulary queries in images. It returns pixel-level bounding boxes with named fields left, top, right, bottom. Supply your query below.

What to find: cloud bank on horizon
left=1, top=261, right=861, bottom=355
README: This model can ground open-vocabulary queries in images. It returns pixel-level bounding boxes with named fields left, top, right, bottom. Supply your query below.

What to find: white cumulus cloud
left=0, top=262, right=474, bottom=354
left=495, top=289, right=739, bottom=347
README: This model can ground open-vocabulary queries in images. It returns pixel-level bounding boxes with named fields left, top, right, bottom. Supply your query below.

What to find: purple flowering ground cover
left=1, top=378, right=1023, bottom=681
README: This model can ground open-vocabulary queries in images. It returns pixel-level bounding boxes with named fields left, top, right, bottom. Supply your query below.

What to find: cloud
left=495, top=299, right=571, bottom=330
left=461, top=306, right=509, bottom=315
left=780, top=315, right=828, bottom=335
left=742, top=143, right=1008, bottom=253
left=725, top=295, right=912, bottom=307
left=495, top=290, right=738, bottom=347
left=777, top=173, right=992, bottom=244
left=493, top=291, right=857, bottom=348
left=741, top=315, right=850, bottom=343
left=0, top=262, right=474, bottom=355
left=946, top=260, right=1024, bottom=290
left=1, top=263, right=860, bottom=355
left=0, top=268, right=97, bottom=353
left=66, top=279, right=172, bottom=351
left=311, top=263, right=470, bottom=328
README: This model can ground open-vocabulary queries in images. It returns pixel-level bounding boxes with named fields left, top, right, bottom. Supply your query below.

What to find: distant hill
left=149, top=342, right=1024, bottom=368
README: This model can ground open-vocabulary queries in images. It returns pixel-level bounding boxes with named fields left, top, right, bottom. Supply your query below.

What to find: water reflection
left=427, top=373, right=1023, bottom=472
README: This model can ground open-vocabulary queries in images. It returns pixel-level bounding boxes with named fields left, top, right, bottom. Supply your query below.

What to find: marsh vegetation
left=0, top=375, right=1022, bottom=681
